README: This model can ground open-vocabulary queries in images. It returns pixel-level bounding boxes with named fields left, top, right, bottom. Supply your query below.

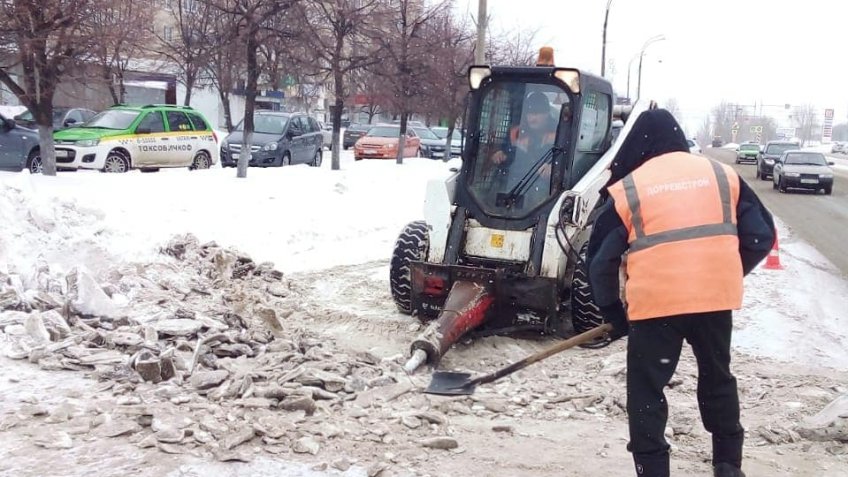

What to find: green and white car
left=53, top=104, right=218, bottom=173
left=735, top=143, right=760, bottom=164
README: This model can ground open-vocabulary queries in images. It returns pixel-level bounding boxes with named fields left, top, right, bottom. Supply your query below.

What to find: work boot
left=713, top=463, right=746, bottom=477
left=632, top=452, right=670, bottom=477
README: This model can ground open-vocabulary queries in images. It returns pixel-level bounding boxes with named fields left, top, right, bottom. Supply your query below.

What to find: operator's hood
left=223, top=131, right=282, bottom=146
left=54, top=127, right=126, bottom=142
left=606, top=109, right=690, bottom=187
left=782, top=163, right=833, bottom=175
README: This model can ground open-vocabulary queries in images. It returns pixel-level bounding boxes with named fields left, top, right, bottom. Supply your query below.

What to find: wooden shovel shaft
left=471, top=323, right=613, bottom=387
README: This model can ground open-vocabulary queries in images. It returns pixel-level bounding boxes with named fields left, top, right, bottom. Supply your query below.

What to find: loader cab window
left=569, top=91, right=611, bottom=188
left=468, top=81, right=572, bottom=219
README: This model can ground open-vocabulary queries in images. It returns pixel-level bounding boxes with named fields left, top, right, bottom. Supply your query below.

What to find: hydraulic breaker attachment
left=403, top=280, right=494, bottom=373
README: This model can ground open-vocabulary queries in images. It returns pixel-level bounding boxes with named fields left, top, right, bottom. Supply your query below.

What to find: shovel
left=424, top=323, right=613, bottom=396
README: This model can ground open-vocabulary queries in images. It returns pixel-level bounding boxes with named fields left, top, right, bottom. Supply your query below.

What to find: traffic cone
left=763, top=229, right=784, bottom=270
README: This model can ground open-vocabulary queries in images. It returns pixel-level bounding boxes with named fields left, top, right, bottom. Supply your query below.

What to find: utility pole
left=601, top=0, right=612, bottom=76
left=636, top=35, right=665, bottom=99
left=475, top=0, right=487, bottom=64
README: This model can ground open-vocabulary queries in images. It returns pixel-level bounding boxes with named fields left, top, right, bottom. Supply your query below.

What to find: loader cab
left=458, top=65, right=614, bottom=231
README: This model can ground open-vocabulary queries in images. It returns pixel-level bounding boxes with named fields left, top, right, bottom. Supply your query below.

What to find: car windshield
left=766, top=143, right=798, bottom=155
left=468, top=81, right=571, bottom=219
left=85, top=109, right=140, bottom=130
left=235, top=114, right=289, bottom=135
left=740, top=144, right=759, bottom=151
left=415, top=128, right=439, bottom=140
left=366, top=126, right=400, bottom=138
left=784, top=153, right=827, bottom=166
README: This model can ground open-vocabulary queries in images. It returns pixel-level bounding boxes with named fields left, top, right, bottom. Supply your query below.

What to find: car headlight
left=221, top=141, right=229, bottom=150
left=785, top=172, right=800, bottom=177
left=262, top=142, right=278, bottom=151
left=821, top=173, right=834, bottom=179
left=764, top=158, right=774, bottom=164
left=382, top=144, right=394, bottom=150
left=76, top=138, right=99, bottom=147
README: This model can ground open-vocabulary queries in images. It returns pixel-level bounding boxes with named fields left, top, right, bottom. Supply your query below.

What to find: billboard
left=775, top=127, right=796, bottom=140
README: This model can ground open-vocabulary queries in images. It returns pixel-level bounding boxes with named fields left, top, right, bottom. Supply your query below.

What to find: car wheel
left=26, top=149, right=43, bottom=174
left=824, top=185, right=833, bottom=195
left=190, top=151, right=211, bottom=170
left=310, top=149, right=322, bottom=167
left=778, top=178, right=787, bottom=193
left=343, top=145, right=349, bottom=150
left=103, top=151, right=130, bottom=173
left=281, top=152, right=291, bottom=166
left=760, top=170, right=768, bottom=180
left=390, top=221, right=429, bottom=315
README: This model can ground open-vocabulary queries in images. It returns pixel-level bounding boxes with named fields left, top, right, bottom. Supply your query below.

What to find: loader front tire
left=390, top=221, right=430, bottom=315
left=571, top=242, right=604, bottom=333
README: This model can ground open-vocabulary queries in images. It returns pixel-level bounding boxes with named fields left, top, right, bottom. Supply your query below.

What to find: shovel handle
left=471, top=323, right=613, bottom=386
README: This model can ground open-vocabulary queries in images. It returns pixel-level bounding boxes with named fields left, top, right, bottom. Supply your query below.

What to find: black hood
left=606, top=108, right=690, bottom=187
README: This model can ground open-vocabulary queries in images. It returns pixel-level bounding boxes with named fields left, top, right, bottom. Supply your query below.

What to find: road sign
left=823, top=108, right=835, bottom=143
left=750, top=125, right=763, bottom=133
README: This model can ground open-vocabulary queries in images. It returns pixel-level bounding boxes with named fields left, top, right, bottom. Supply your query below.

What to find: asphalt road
left=705, top=148, right=848, bottom=277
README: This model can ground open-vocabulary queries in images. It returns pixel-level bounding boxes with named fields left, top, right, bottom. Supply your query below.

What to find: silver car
left=772, top=151, right=835, bottom=195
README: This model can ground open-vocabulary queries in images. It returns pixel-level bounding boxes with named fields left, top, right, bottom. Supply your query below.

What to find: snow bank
left=0, top=105, right=26, bottom=118
left=722, top=142, right=739, bottom=149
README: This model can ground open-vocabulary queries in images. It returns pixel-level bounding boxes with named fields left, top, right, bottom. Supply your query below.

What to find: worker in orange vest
left=587, top=109, right=775, bottom=477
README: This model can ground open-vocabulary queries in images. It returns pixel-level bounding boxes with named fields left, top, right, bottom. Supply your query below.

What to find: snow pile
left=721, top=142, right=740, bottom=149
left=0, top=105, right=26, bottom=119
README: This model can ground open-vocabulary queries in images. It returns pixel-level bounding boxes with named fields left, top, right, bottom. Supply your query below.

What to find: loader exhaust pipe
left=403, top=280, right=494, bottom=373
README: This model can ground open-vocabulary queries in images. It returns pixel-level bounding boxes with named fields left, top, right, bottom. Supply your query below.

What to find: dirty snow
left=2, top=151, right=848, bottom=476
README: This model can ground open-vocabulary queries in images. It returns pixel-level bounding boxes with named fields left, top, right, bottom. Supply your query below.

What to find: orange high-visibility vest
left=606, top=152, right=743, bottom=321
left=509, top=126, right=556, bottom=150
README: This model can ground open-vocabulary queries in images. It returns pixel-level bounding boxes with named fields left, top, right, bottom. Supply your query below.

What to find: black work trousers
left=626, top=310, right=744, bottom=475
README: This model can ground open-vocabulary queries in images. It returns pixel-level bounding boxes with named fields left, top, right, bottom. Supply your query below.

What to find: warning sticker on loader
left=490, top=234, right=505, bottom=248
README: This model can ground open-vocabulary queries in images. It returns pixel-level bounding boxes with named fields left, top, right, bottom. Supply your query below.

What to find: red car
left=354, top=125, right=421, bottom=160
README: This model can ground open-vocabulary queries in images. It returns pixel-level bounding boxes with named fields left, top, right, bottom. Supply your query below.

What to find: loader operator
left=586, top=109, right=775, bottom=477
left=484, top=91, right=565, bottom=207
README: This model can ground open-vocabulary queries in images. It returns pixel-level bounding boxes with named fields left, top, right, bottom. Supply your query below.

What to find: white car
left=687, top=138, right=702, bottom=154
left=53, top=105, right=218, bottom=172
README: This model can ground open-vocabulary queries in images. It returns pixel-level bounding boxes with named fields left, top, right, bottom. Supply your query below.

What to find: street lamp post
left=475, top=0, right=487, bottom=65
left=637, top=34, right=665, bottom=98
left=601, top=0, right=613, bottom=77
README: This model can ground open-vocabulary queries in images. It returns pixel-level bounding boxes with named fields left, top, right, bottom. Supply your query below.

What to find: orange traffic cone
left=763, top=229, right=784, bottom=270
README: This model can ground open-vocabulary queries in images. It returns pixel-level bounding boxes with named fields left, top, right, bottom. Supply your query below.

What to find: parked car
left=221, top=112, right=323, bottom=168
left=317, top=121, right=333, bottom=150
left=711, top=136, right=723, bottom=148
left=831, top=142, right=844, bottom=154
left=687, top=138, right=702, bottom=154
left=431, top=127, right=463, bottom=157
left=0, top=113, right=42, bottom=173
left=413, top=127, right=448, bottom=159
left=756, top=140, right=800, bottom=180
left=53, top=104, right=218, bottom=173
left=343, top=123, right=370, bottom=149
left=735, top=143, right=760, bottom=164
left=354, top=125, right=421, bottom=160
left=772, top=151, right=834, bottom=195
left=15, top=107, right=96, bottom=131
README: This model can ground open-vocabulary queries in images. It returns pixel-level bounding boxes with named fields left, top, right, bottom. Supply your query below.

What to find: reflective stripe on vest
left=607, top=152, right=744, bottom=320
left=621, top=159, right=738, bottom=253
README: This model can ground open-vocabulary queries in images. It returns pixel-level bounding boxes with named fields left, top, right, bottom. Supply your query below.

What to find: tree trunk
left=396, top=112, right=408, bottom=165
left=444, top=115, right=457, bottom=162
left=237, top=28, right=259, bottom=179
left=183, top=71, right=195, bottom=106
left=38, top=122, right=56, bottom=176
left=219, top=88, right=234, bottom=132
left=331, top=35, right=345, bottom=171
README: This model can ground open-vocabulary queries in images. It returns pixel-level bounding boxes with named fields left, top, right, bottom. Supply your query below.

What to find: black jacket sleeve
left=586, top=199, right=630, bottom=331
left=735, top=177, right=776, bottom=275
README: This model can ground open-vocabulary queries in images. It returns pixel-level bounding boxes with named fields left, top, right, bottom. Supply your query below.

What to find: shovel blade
left=424, top=371, right=477, bottom=396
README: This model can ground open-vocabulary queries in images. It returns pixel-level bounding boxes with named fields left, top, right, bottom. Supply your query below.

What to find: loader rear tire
left=571, top=242, right=604, bottom=334
left=390, top=221, right=430, bottom=315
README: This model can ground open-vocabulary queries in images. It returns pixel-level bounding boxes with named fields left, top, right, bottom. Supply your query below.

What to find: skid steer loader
left=391, top=48, right=651, bottom=372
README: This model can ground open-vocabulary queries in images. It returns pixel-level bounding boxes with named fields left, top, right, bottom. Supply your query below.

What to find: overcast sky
left=454, top=0, right=847, bottom=135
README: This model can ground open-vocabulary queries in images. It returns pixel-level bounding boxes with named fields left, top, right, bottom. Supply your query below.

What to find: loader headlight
left=468, top=66, right=492, bottom=90
left=554, top=69, right=581, bottom=93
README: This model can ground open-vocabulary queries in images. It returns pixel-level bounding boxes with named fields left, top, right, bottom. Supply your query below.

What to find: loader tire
left=390, top=221, right=430, bottom=314
left=571, top=242, right=604, bottom=334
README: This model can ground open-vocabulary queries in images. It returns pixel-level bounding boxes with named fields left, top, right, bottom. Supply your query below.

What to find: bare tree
left=296, top=0, right=380, bottom=170
left=91, top=0, right=153, bottom=104
left=155, top=0, right=217, bottom=105
left=213, top=0, right=298, bottom=178
left=792, top=104, right=819, bottom=146
left=206, top=9, right=243, bottom=132
left=371, top=0, right=447, bottom=164
left=664, top=98, right=682, bottom=125
left=486, top=26, right=538, bottom=66
left=696, top=115, right=712, bottom=149
left=0, top=0, right=97, bottom=176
